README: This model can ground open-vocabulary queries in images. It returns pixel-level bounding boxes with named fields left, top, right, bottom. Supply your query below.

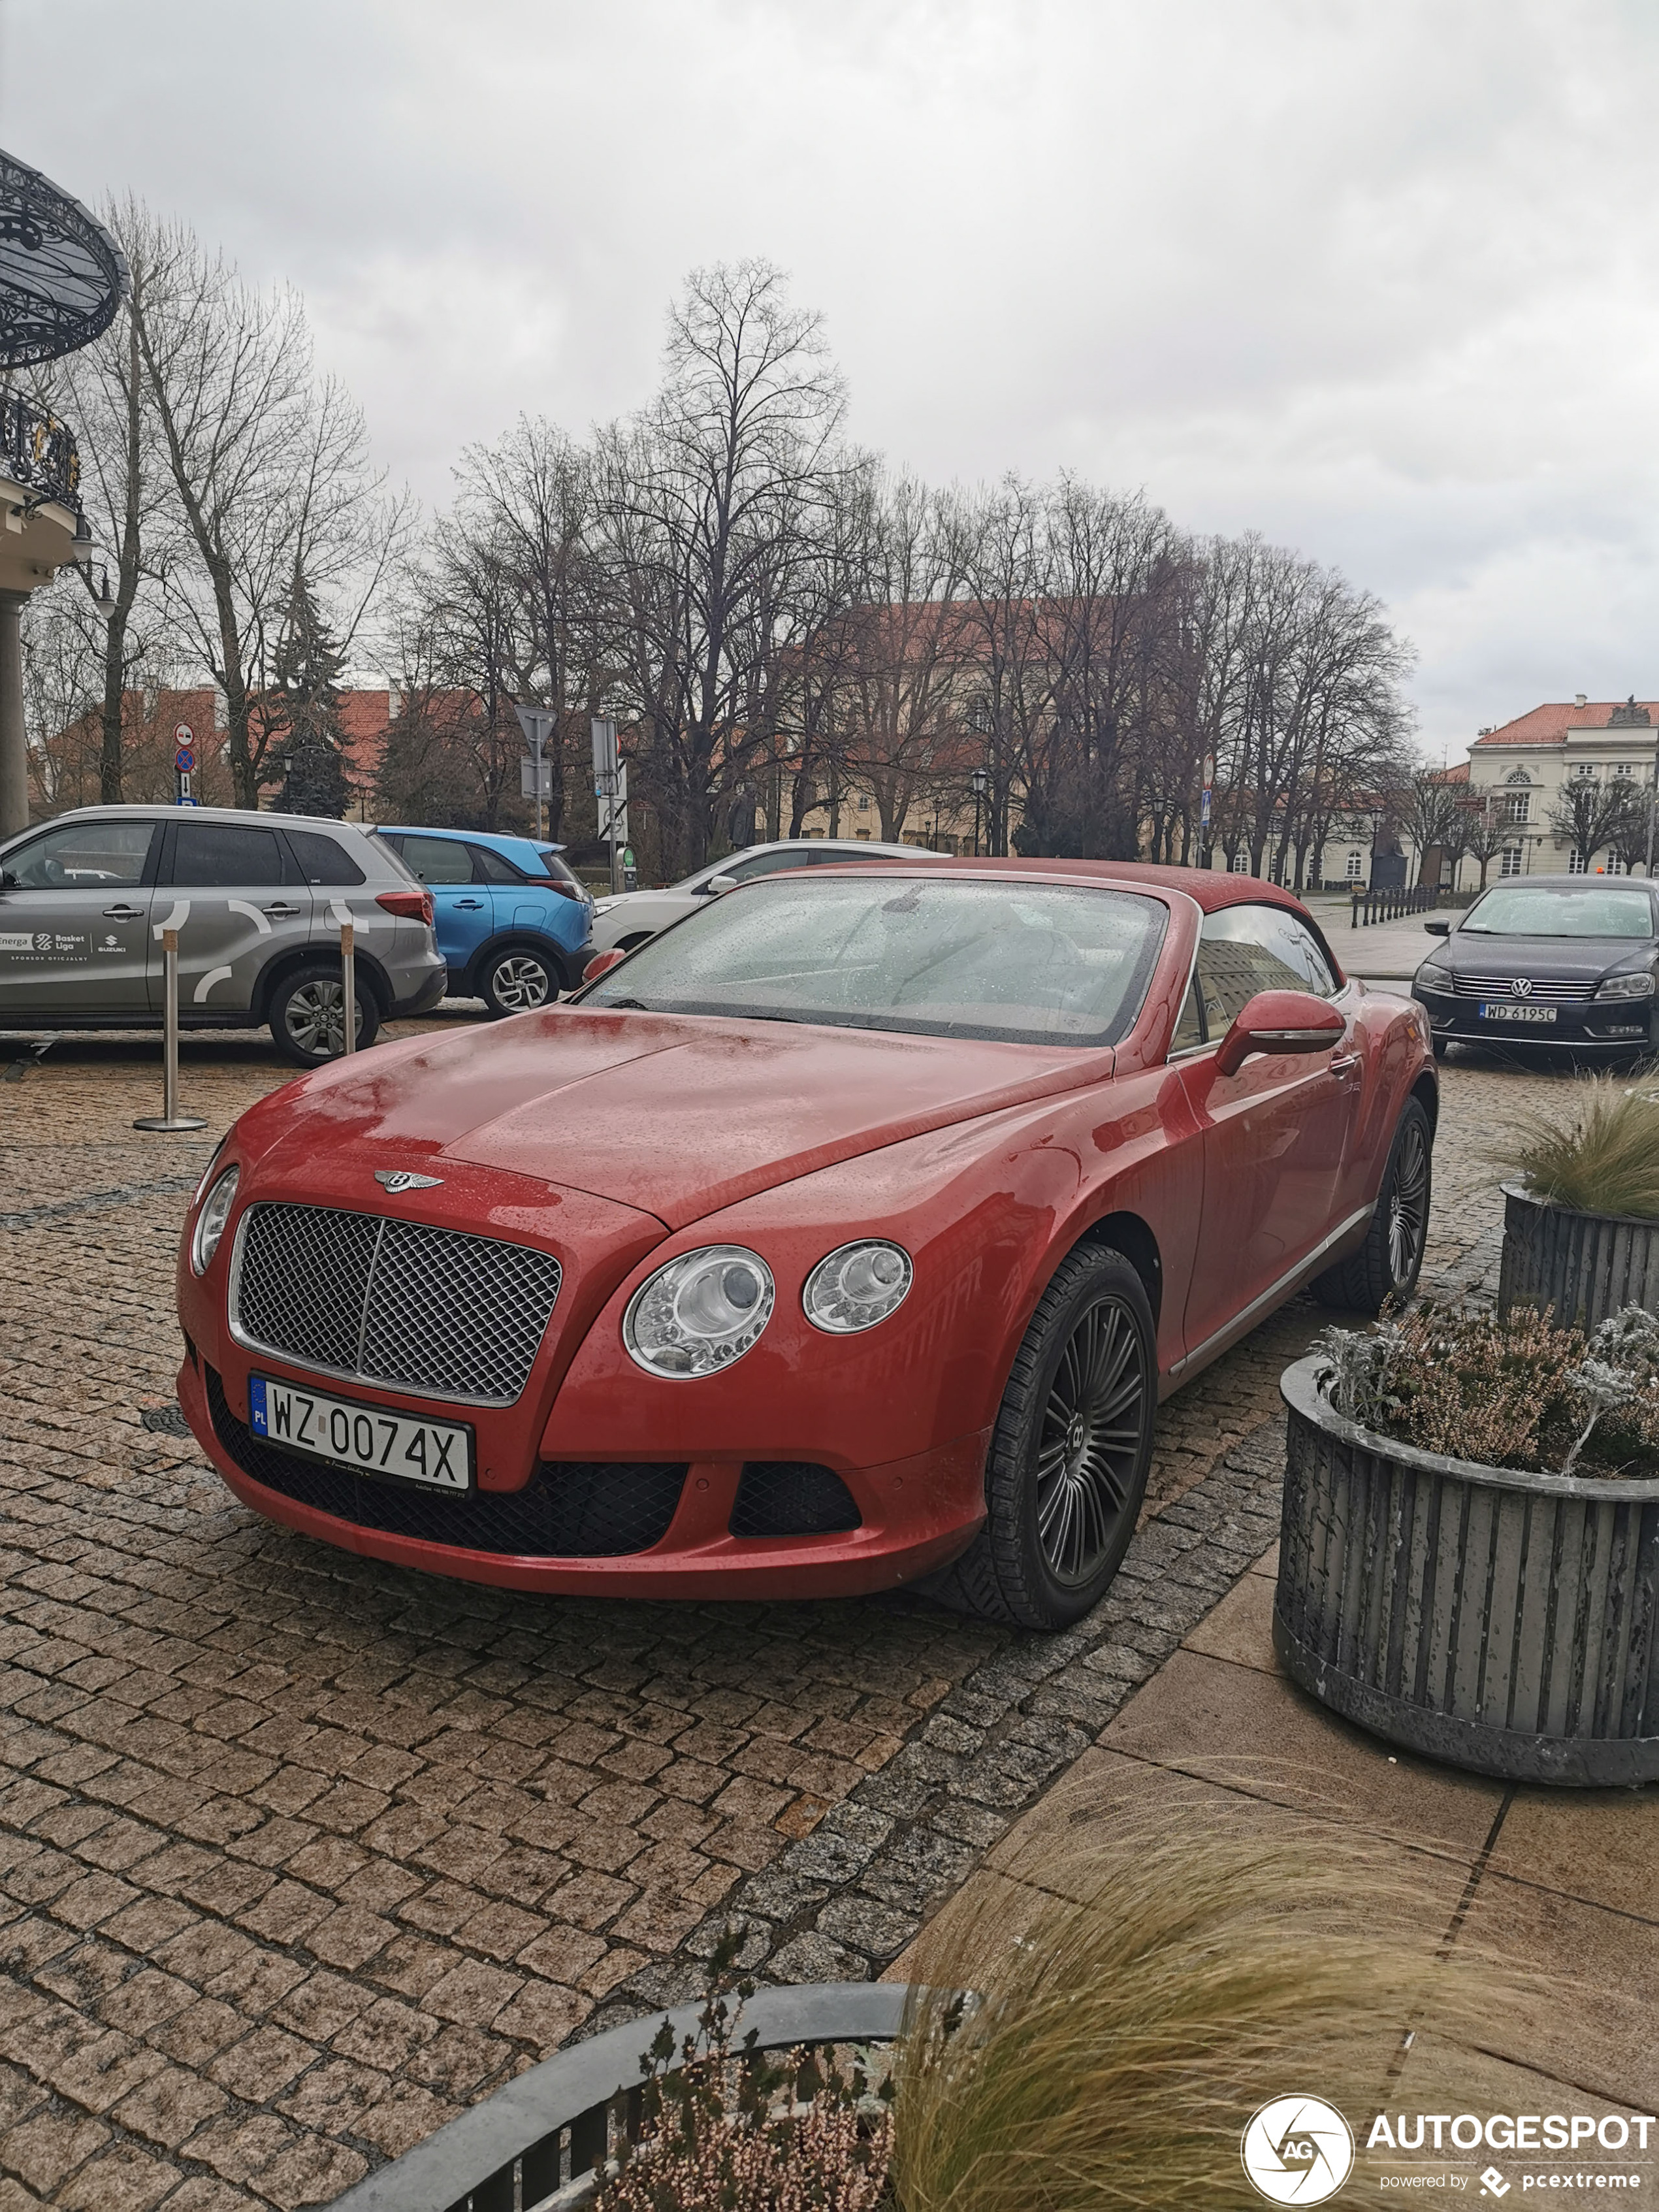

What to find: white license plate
left=248, top=1376, right=473, bottom=1491
left=1479, top=1001, right=1556, bottom=1024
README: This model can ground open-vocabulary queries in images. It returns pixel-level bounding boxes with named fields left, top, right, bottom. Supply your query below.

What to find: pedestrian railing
left=1349, top=884, right=1444, bottom=928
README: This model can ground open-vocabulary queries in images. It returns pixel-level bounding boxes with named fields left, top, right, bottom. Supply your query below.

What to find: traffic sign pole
left=173, top=723, right=197, bottom=809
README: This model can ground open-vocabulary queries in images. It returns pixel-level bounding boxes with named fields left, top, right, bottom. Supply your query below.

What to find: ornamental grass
left=1497, top=1073, right=1659, bottom=1218
left=889, top=1823, right=1526, bottom=2212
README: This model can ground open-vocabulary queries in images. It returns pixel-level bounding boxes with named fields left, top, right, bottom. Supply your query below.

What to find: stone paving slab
left=0, top=1031, right=1576, bottom=2204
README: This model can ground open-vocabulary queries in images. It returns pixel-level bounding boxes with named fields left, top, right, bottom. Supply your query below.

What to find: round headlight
left=803, top=1241, right=913, bottom=1334
left=191, top=1165, right=240, bottom=1276
left=623, top=1245, right=775, bottom=1378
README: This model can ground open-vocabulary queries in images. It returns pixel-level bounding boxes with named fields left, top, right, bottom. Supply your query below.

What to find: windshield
left=1460, top=886, right=1655, bottom=939
left=581, top=876, right=1167, bottom=1047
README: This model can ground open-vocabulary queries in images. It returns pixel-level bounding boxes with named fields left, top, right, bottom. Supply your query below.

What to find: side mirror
left=0, top=870, right=14, bottom=892
left=583, top=948, right=627, bottom=984
left=1424, top=917, right=1451, bottom=937
left=705, top=873, right=739, bottom=896
left=1214, top=989, right=1345, bottom=1079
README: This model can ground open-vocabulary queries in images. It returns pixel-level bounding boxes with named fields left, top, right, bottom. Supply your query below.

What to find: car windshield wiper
left=599, top=996, right=650, bottom=1010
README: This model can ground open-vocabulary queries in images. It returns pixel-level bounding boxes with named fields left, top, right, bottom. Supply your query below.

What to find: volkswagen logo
left=1510, top=977, right=1534, bottom=998
left=375, top=1169, right=444, bottom=1194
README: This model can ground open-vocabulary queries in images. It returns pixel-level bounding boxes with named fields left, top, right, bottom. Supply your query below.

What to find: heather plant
left=1497, top=1075, right=1659, bottom=1218
left=1316, top=1301, right=1659, bottom=1476
left=590, top=1930, right=895, bottom=2211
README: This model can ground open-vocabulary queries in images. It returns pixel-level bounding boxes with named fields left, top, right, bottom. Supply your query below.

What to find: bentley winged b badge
left=375, top=1169, right=444, bottom=1194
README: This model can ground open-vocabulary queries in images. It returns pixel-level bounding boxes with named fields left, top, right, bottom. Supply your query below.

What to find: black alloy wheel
left=933, top=1244, right=1155, bottom=1631
left=1312, top=1096, right=1432, bottom=1316
left=481, top=944, right=558, bottom=1017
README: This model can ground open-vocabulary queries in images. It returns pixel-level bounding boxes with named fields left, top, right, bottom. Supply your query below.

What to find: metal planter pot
left=328, top=1980, right=910, bottom=2212
left=1498, top=1181, right=1659, bottom=1331
left=1276, top=1355, right=1659, bottom=1787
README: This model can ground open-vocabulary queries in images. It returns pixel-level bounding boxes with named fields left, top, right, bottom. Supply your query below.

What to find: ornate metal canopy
left=0, top=149, right=128, bottom=367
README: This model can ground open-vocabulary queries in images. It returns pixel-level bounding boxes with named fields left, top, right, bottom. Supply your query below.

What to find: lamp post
left=971, top=766, right=988, bottom=857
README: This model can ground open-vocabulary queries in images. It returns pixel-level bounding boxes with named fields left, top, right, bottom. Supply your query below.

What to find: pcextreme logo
left=1242, top=2096, right=1356, bottom=2203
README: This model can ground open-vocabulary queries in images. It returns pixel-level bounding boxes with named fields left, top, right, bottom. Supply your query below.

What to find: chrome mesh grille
left=234, top=1203, right=562, bottom=1404
left=1450, top=973, right=1598, bottom=1002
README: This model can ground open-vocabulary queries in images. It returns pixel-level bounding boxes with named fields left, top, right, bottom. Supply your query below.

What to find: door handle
left=1330, top=1053, right=1361, bottom=1078
left=103, top=904, right=144, bottom=919
left=455, top=898, right=485, bottom=909
left=261, top=903, right=302, bottom=918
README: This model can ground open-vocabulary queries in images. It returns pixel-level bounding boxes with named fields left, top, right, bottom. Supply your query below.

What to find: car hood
left=1428, top=934, right=1654, bottom=981
left=263, top=1009, right=1113, bottom=1231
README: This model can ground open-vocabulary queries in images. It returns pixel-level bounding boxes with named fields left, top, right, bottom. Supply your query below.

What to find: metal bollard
left=340, top=919, right=356, bottom=1056
left=133, top=928, right=208, bottom=1132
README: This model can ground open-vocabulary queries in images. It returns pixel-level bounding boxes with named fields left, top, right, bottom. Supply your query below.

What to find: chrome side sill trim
left=1168, top=1201, right=1375, bottom=1380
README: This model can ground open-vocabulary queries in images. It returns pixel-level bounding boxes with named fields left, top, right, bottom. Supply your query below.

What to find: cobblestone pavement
left=0, top=1027, right=1580, bottom=2206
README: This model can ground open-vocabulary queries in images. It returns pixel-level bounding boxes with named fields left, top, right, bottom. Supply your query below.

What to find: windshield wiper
left=600, top=996, right=650, bottom=1010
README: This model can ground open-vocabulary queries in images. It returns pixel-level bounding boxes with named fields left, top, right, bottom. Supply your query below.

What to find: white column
left=0, top=589, right=27, bottom=840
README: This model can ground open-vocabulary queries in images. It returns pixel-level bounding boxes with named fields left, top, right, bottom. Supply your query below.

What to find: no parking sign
left=173, top=724, right=197, bottom=805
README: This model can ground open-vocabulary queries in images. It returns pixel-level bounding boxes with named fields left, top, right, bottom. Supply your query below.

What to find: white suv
left=588, top=838, right=952, bottom=957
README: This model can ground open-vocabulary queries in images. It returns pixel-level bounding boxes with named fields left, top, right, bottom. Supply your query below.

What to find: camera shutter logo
left=1241, top=2096, right=1355, bottom=2204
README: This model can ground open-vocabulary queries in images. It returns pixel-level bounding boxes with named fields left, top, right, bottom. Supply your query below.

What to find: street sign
left=513, top=704, right=558, bottom=761
left=513, top=706, right=558, bottom=837
left=598, top=763, right=628, bottom=845
left=1200, top=787, right=1212, bottom=828
left=173, top=723, right=197, bottom=807
left=591, top=716, right=618, bottom=787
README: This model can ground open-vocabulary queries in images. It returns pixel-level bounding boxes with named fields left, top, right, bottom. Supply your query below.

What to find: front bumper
left=179, top=1348, right=988, bottom=1599
left=1412, top=986, right=1652, bottom=1052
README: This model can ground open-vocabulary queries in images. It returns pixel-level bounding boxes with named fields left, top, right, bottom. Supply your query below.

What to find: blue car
left=371, top=825, right=592, bottom=1017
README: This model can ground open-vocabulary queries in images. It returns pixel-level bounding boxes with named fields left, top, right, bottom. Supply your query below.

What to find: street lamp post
left=971, top=766, right=988, bottom=858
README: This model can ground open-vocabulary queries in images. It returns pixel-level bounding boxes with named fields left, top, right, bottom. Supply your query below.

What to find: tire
left=479, top=943, right=561, bottom=1018
left=1311, top=1097, right=1432, bottom=1315
left=1431, top=1036, right=1447, bottom=1062
left=268, top=961, right=380, bottom=1068
left=930, top=1245, right=1156, bottom=1631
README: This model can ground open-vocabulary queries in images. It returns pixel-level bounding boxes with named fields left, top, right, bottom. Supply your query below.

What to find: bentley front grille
left=233, top=1202, right=562, bottom=1405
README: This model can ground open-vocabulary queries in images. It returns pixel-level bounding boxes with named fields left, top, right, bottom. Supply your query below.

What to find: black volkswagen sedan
left=1412, top=877, right=1659, bottom=1058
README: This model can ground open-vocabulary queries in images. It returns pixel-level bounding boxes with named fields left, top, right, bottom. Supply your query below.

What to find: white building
left=1462, top=696, right=1659, bottom=881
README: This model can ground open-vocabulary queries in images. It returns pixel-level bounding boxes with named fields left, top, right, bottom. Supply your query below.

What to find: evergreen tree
left=272, top=566, right=351, bottom=817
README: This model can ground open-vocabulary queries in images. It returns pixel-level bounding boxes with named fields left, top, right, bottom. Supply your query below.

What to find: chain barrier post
left=133, top=927, right=207, bottom=1132
left=340, top=918, right=356, bottom=1056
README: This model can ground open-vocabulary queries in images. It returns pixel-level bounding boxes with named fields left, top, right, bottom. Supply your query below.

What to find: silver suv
left=0, top=806, right=445, bottom=1066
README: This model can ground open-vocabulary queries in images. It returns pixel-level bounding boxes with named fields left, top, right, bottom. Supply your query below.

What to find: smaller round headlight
left=624, top=1245, right=775, bottom=1378
left=803, top=1241, right=913, bottom=1334
left=192, top=1165, right=240, bottom=1276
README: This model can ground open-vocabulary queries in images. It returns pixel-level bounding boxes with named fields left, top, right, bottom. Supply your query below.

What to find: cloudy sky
left=3, top=0, right=1654, bottom=758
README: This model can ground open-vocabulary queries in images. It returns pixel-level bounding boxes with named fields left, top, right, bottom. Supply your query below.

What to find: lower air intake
left=730, top=1461, right=862, bottom=1538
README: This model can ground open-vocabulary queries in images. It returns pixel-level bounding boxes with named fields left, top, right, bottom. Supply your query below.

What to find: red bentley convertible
left=176, top=860, right=1435, bottom=1629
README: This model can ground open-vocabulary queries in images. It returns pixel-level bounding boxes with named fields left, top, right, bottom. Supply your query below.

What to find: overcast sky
left=3, top=0, right=1655, bottom=758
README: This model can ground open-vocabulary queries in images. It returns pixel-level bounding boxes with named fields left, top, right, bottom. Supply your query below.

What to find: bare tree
left=1548, top=774, right=1645, bottom=872
left=596, top=261, right=846, bottom=873
left=452, top=419, right=599, bottom=843
left=137, top=223, right=408, bottom=808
